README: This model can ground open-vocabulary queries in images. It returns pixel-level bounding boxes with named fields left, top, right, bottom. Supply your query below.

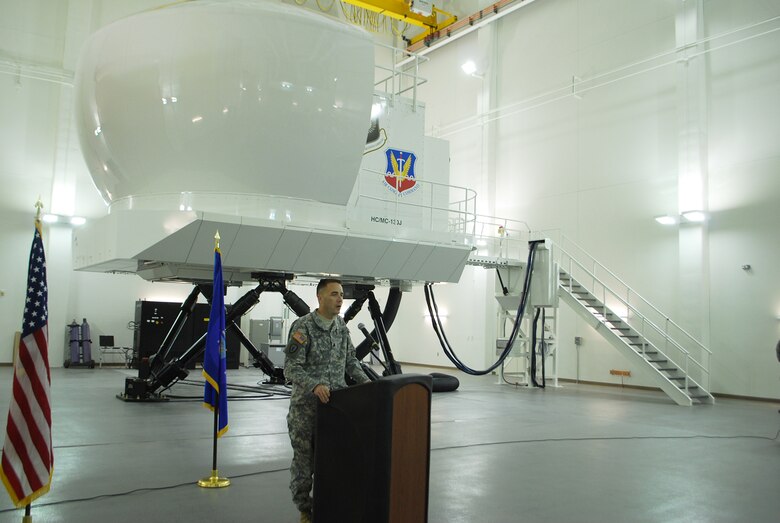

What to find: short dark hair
left=316, top=278, right=342, bottom=295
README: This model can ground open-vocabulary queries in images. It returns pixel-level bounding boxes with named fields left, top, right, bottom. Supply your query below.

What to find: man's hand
left=313, top=384, right=330, bottom=403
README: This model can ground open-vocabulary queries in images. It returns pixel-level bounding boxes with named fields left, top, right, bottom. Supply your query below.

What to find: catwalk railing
left=349, top=167, right=478, bottom=238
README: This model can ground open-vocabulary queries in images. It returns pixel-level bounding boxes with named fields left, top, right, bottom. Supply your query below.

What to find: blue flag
left=203, top=246, right=228, bottom=437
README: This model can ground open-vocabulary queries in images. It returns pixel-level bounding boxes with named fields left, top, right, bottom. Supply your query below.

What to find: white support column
left=676, top=0, right=711, bottom=347
left=45, top=2, right=96, bottom=367
left=478, top=23, right=501, bottom=371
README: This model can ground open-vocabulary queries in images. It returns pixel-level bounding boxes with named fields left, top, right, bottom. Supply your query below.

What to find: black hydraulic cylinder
left=227, top=320, right=285, bottom=383
left=227, top=285, right=264, bottom=319
left=342, top=284, right=374, bottom=324
left=342, top=295, right=366, bottom=324
left=355, top=287, right=401, bottom=360
left=283, top=289, right=311, bottom=317
left=367, top=292, right=402, bottom=376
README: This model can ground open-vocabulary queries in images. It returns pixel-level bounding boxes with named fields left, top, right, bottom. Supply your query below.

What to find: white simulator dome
left=74, top=0, right=374, bottom=207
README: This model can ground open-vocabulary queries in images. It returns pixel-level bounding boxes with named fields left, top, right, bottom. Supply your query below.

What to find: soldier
left=284, top=278, right=370, bottom=523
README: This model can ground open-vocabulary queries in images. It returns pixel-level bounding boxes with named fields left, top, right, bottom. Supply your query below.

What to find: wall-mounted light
left=461, top=60, right=477, bottom=75
left=42, top=214, right=87, bottom=227
left=655, top=211, right=709, bottom=226
left=681, top=210, right=707, bottom=223
left=654, top=215, right=677, bottom=225
left=461, top=60, right=483, bottom=78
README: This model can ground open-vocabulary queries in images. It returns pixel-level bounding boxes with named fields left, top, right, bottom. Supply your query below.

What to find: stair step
left=669, top=377, right=685, bottom=381
left=647, top=359, right=668, bottom=363
left=658, top=368, right=678, bottom=372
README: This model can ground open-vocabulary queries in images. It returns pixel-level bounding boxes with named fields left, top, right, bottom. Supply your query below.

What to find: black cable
left=530, top=307, right=542, bottom=387
left=425, top=241, right=541, bottom=375
left=430, top=429, right=780, bottom=452
left=196, top=381, right=289, bottom=395
left=0, top=466, right=292, bottom=513
left=163, top=379, right=291, bottom=401
left=255, top=380, right=291, bottom=391
left=501, top=372, right=525, bottom=386
left=496, top=267, right=509, bottom=296
left=541, top=307, right=546, bottom=387
left=165, top=394, right=283, bottom=401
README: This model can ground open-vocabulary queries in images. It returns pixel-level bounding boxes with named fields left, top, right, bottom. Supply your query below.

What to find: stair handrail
left=552, top=237, right=711, bottom=389
left=559, top=253, right=709, bottom=376
left=554, top=235, right=711, bottom=358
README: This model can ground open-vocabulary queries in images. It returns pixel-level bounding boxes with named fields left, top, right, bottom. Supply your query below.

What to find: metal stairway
left=466, top=217, right=713, bottom=406
left=557, top=268, right=714, bottom=406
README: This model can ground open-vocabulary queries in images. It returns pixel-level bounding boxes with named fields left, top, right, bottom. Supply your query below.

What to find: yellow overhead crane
left=340, top=0, right=457, bottom=45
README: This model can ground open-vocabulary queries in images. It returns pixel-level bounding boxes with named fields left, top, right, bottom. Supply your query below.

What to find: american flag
left=1, top=224, right=53, bottom=507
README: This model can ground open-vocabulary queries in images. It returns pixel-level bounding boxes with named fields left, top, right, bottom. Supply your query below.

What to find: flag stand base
left=197, top=470, right=230, bottom=488
left=23, top=516, right=32, bottom=523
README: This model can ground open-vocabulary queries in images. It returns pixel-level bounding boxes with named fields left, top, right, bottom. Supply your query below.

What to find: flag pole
left=24, top=199, right=44, bottom=523
left=198, top=231, right=229, bottom=488
left=26, top=200, right=41, bottom=522
left=197, top=391, right=228, bottom=487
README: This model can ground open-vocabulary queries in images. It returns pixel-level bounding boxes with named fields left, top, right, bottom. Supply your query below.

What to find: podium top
left=342, top=373, right=433, bottom=395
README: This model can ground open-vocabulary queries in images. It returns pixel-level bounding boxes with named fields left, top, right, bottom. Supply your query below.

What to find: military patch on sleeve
left=285, top=330, right=307, bottom=355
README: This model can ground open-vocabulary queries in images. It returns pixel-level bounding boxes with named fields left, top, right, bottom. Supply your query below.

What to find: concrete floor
left=0, top=366, right=778, bottom=523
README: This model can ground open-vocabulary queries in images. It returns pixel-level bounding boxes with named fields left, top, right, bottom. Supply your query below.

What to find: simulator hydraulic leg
left=227, top=320, right=286, bottom=384
left=148, top=285, right=201, bottom=377
left=367, top=291, right=402, bottom=375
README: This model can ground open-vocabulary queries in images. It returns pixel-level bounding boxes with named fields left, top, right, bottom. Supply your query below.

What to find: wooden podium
left=313, top=374, right=433, bottom=523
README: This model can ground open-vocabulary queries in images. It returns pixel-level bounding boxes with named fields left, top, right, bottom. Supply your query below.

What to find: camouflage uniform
left=284, top=311, right=370, bottom=515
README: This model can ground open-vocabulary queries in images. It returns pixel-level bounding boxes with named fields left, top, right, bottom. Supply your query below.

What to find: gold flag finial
left=215, top=230, right=220, bottom=250
left=35, top=198, right=43, bottom=223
